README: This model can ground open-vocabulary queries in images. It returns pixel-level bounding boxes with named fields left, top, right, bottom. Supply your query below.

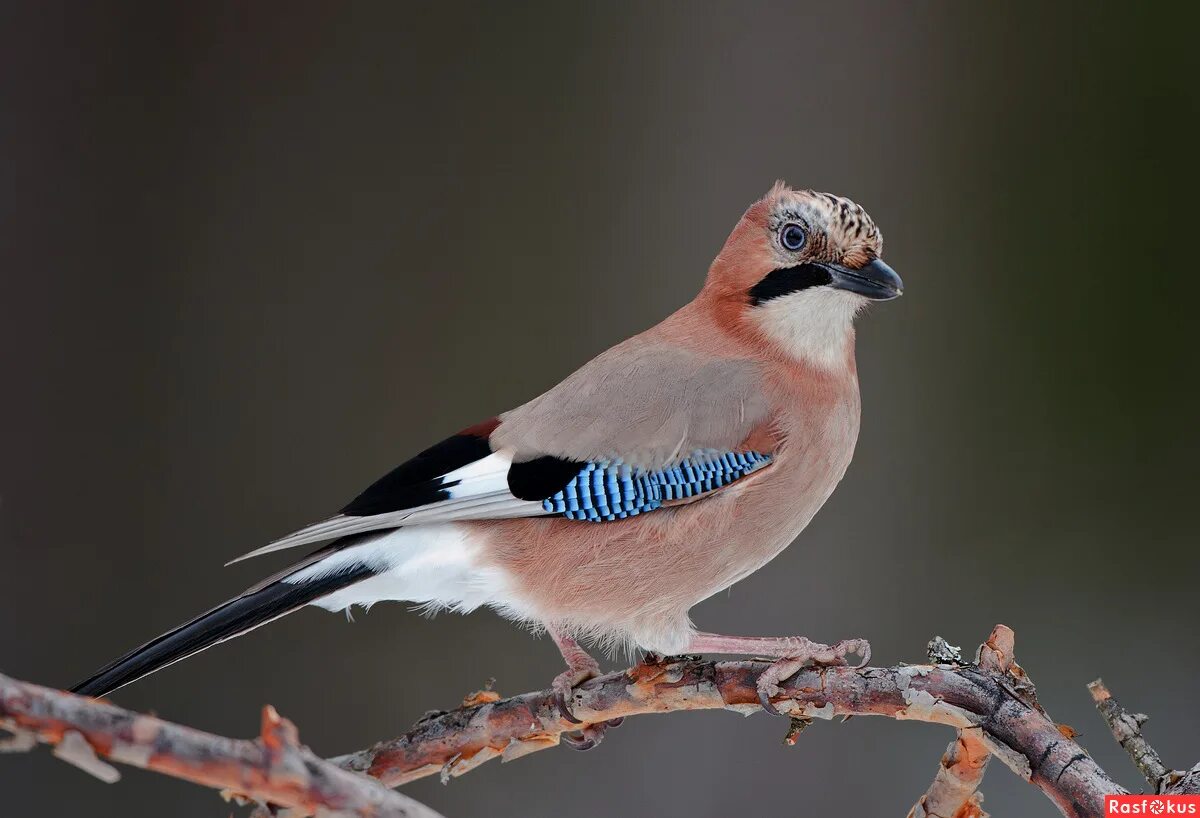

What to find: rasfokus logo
left=1106, top=795, right=1200, bottom=815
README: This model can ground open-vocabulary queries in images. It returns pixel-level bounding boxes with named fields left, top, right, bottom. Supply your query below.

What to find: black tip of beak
left=828, top=258, right=904, bottom=301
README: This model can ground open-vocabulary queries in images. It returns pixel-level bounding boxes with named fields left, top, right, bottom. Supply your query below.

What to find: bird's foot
left=551, top=661, right=622, bottom=751
left=552, top=659, right=601, bottom=725
left=685, top=630, right=870, bottom=717
left=755, top=637, right=871, bottom=716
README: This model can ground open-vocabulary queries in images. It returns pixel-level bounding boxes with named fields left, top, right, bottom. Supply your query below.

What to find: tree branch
left=0, top=672, right=443, bottom=818
left=331, top=626, right=1124, bottom=817
left=905, top=627, right=1015, bottom=818
left=5, top=625, right=1197, bottom=818
left=1089, top=678, right=1200, bottom=796
left=906, top=733, right=990, bottom=818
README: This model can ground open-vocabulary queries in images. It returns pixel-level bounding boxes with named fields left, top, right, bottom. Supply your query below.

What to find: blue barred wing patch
left=541, top=451, right=772, bottom=522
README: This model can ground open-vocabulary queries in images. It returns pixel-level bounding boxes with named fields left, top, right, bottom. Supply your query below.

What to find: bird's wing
left=229, top=339, right=773, bottom=564
left=492, top=336, right=771, bottom=468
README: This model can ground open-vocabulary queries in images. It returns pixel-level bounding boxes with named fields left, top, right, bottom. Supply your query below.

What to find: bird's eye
left=780, top=223, right=806, bottom=251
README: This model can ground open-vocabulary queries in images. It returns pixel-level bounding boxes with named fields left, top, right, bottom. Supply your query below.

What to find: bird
left=71, top=182, right=902, bottom=749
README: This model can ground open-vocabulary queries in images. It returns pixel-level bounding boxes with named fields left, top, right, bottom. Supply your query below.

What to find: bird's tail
left=70, top=534, right=383, bottom=698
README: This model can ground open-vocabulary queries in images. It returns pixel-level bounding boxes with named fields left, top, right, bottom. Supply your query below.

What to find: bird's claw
left=552, top=662, right=623, bottom=749
left=756, top=637, right=871, bottom=716
left=561, top=715, right=624, bottom=751
left=560, top=719, right=622, bottom=751
left=552, top=663, right=597, bottom=725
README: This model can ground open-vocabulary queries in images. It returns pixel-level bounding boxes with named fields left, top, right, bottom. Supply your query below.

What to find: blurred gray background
left=2, top=2, right=1198, bottom=816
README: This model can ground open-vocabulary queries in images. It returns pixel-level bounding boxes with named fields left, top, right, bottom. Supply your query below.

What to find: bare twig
left=0, top=672, right=443, bottom=818
left=1089, top=678, right=1200, bottom=796
left=907, top=733, right=989, bottom=818
left=1089, top=679, right=1169, bottom=792
left=332, top=626, right=1124, bottom=818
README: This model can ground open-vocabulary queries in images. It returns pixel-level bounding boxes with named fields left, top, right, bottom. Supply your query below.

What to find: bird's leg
left=549, top=626, right=600, bottom=723
left=548, top=626, right=622, bottom=750
left=686, top=631, right=871, bottom=716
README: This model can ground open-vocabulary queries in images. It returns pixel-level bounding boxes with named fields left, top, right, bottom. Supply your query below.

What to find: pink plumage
left=72, top=183, right=902, bottom=745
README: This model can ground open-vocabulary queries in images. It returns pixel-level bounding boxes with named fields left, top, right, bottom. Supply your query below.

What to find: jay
left=72, top=182, right=903, bottom=748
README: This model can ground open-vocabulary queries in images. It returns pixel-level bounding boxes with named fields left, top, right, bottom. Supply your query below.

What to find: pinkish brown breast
left=467, top=356, right=861, bottom=655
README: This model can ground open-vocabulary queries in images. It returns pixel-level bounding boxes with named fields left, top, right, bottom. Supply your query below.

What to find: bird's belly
left=470, top=450, right=849, bottom=638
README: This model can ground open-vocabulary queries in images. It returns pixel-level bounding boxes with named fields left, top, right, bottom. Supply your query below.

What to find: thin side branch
left=0, top=672, right=443, bottom=818
left=907, top=733, right=990, bottom=818
left=906, top=627, right=1016, bottom=818
left=1089, top=679, right=1170, bottom=792
left=1089, top=679, right=1200, bottom=796
left=332, top=627, right=1123, bottom=818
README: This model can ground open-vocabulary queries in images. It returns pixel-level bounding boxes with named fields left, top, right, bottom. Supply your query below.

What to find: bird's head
left=704, top=182, right=902, bottom=369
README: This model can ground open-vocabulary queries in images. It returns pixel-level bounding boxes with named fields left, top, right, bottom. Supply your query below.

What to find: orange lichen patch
left=625, top=659, right=673, bottom=685
left=460, top=689, right=501, bottom=708
left=1088, top=680, right=1113, bottom=703
left=259, top=705, right=300, bottom=756
left=979, top=625, right=1015, bottom=671
left=947, top=734, right=990, bottom=777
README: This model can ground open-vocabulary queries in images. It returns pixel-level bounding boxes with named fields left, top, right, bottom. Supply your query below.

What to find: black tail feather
left=71, top=544, right=378, bottom=698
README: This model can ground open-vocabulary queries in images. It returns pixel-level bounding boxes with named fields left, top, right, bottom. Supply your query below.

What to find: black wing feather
left=340, top=433, right=493, bottom=516
left=71, top=535, right=381, bottom=697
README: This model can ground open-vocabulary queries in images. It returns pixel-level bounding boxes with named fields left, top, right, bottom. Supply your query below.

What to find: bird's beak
left=826, top=258, right=904, bottom=301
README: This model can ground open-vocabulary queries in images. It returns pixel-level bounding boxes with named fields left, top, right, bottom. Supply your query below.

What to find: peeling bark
left=332, top=628, right=1123, bottom=818
left=4, top=626, right=1197, bottom=818
left=0, top=673, right=442, bottom=818
left=905, top=626, right=1016, bottom=818
left=907, top=732, right=990, bottom=818
left=1090, top=679, right=1200, bottom=796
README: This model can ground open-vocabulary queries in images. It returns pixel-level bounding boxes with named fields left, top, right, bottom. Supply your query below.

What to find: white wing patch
left=227, top=452, right=542, bottom=564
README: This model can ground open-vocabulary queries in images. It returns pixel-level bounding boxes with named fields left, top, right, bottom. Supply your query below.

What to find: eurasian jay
left=72, top=182, right=902, bottom=749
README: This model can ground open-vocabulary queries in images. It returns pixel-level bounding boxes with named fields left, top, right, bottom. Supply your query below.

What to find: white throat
left=752, top=287, right=863, bottom=370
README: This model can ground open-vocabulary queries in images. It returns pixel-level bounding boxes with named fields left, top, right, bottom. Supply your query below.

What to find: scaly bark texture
left=1090, top=679, right=1200, bottom=796
left=6, top=626, right=1198, bottom=818
left=907, top=733, right=990, bottom=818
left=332, top=627, right=1124, bottom=818
left=0, top=672, right=442, bottom=818
left=906, top=626, right=1017, bottom=818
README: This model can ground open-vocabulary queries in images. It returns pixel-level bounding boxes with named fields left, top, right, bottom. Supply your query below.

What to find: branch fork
left=3, top=624, right=1197, bottom=818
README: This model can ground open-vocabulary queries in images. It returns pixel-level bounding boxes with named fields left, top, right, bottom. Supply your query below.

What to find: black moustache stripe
left=747, top=263, right=832, bottom=306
